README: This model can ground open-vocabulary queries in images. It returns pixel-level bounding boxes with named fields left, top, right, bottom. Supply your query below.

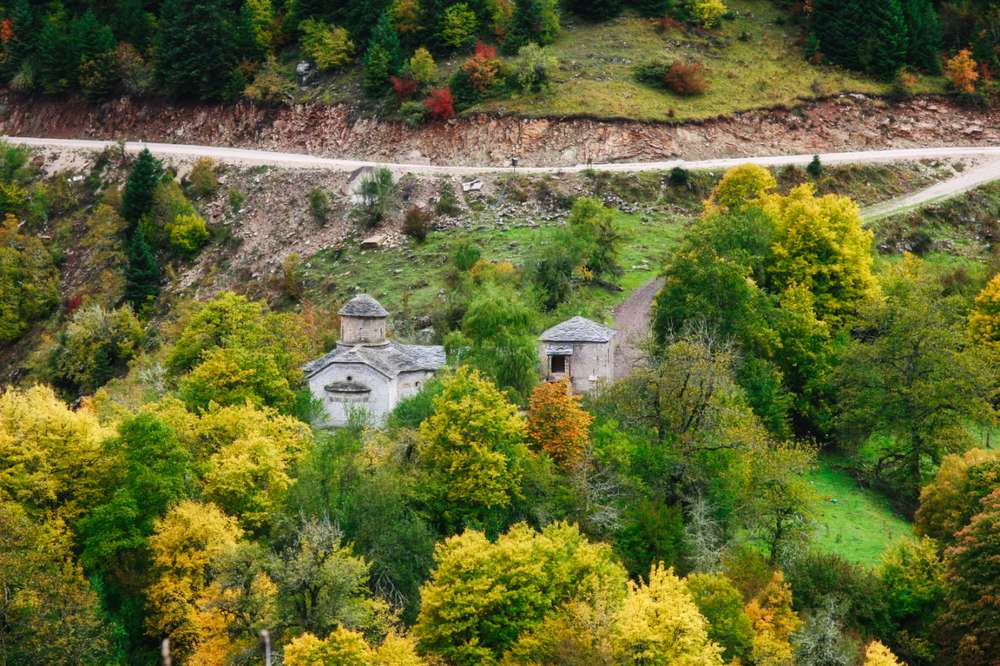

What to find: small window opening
left=347, top=375, right=353, bottom=381
left=551, top=355, right=567, bottom=374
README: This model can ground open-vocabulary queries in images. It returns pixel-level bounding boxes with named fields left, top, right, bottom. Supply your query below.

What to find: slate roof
left=304, top=341, right=446, bottom=379
left=339, top=294, right=389, bottom=318
left=540, top=316, right=615, bottom=343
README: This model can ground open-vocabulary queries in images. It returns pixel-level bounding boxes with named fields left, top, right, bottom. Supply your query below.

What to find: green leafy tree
left=0, top=213, right=59, bottom=344
left=567, top=196, right=622, bottom=282
left=418, top=366, right=528, bottom=532
left=300, top=18, right=355, bottom=70
left=121, top=148, right=164, bottom=225
left=446, top=286, right=538, bottom=401
left=686, top=572, right=754, bottom=663
left=836, top=257, right=998, bottom=513
left=441, top=3, right=478, bottom=48
left=0, top=502, right=123, bottom=665
left=878, top=537, right=945, bottom=664
left=157, top=0, right=240, bottom=100
left=415, top=522, right=627, bottom=664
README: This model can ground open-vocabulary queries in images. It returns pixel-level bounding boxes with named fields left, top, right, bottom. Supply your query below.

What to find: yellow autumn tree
left=862, top=640, right=905, bottom=665
left=527, top=378, right=593, bottom=467
left=419, top=366, right=528, bottom=526
left=704, top=163, right=777, bottom=215
left=744, top=571, right=800, bottom=666
left=612, top=563, right=724, bottom=666
left=146, top=501, right=243, bottom=658
left=284, top=628, right=426, bottom=666
left=0, top=385, right=111, bottom=522
left=764, top=184, right=876, bottom=325
left=968, top=273, right=1000, bottom=349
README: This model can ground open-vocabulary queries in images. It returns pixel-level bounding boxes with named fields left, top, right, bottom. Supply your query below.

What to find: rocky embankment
left=0, top=93, right=997, bottom=167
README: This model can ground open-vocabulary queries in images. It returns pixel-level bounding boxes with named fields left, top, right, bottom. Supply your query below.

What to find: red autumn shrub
left=462, top=41, right=501, bottom=94
left=390, top=75, right=418, bottom=102
left=664, top=60, right=708, bottom=95
left=424, top=87, right=455, bottom=120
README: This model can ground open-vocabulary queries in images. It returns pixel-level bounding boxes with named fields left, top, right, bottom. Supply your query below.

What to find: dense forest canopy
left=2, top=138, right=1000, bottom=664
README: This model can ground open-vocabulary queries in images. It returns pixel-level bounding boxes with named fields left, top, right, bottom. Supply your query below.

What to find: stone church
left=304, top=294, right=446, bottom=426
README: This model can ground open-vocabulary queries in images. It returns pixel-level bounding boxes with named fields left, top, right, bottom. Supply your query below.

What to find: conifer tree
left=35, top=18, right=74, bottom=92
left=124, top=227, right=161, bottom=308
left=121, top=148, right=163, bottom=226
left=901, top=0, right=942, bottom=73
left=363, top=13, right=402, bottom=96
left=157, top=0, right=240, bottom=100
left=861, top=0, right=907, bottom=80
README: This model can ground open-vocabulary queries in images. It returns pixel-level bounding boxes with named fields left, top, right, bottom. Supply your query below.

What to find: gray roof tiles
left=540, top=316, right=616, bottom=343
left=338, top=294, right=389, bottom=318
left=304, top=341, right=446, bottom=378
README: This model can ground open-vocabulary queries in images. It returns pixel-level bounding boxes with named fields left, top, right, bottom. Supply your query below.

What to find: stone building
left=538, top=316, right=616, bottom=393
left=304, top=294, right=446, bottom=426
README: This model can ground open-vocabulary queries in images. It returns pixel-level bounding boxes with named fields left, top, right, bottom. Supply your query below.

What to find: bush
left=424, top=87, right=455, bottom=120
left=408, top=47, right=437, bottom=86
left=513, top=42, right=556, bottom=93
left=452, top=241, right=481, bottom=271
left=441, top=2, right=478, bottom=49
left=665, top=60, right=708, bottom=95
left=944, top=49, right=979, bottom=95
left=187, top=158, right=219, bottom=198
left=806, top=155, right=823, bottom=179
left=114, top=43, right=154, bottom=96
left=436, top=179, right=461, bottom=215
left=281, top=253, right=304, bottom=301
left=166, top=212, right=210, bottom=257
left=462, top=41, right=502, bottom=94
left=244, top=56, right=295, bottom=105
left=390, top=75, right=418, bottom=102
left=400, top=100, right=429, bottom=126
left=308, top=188, right=330, bottom=223
left=353, top=168, right=396, bottom=228
left=669, top=166, right=690, bottom=186
left=300, top=19, right=354, bottom=71
left=228, top=188, right=245, bottom=212
left=403, top=206, right=431, bottom=242
left=690, top=0, right=727, bottom=28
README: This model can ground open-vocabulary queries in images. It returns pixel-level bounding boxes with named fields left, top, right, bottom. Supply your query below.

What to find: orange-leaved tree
left=945, top=49, right=979, bottom=94
left=527, top=379, right=593, bottom=467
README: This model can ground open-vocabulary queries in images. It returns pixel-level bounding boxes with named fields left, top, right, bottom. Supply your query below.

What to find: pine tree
left=35, top=18, right=75, bottom=92
left=157, top=0, right=240, bottom=100
left=861, top=0, right=908, bottom=80
left=74, top=10, right=116, bottom=66
left=124, top=227, right=161, bottom=308
left=568, top=0, right=623, bottom=22
left=502, top=0, right=559, bottom=54
left=362, top=13, right=401, bottom=95
left=121, top=148, right=164, bottom=225
left=901, top=0, right=941, bottom=73
left=810, top=0, right=863, bottom=70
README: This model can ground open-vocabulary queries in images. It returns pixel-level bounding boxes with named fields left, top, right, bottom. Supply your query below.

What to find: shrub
left=300, top=19, right=354, bottom=71
left=441, top=2, right=478, bottom=49
left=244, top=56, right=295, bottom=105
left=228, top=188, right=245, bottom=212
left=400, top=100, right=429, bottom=126
left=690, top=0, right=727, bottom=28
left=452, top=241, right=481, bottom=271
left=669, top=166, right=690, bottom=186
left=424, top=87, right=455, bottom=120
left=462, top=41, right=502, bottom=94
left=187, top=158, right=219, bottom=198
left=354, top=168, right=396, bottom=228
left=945, top=49, right=979, bottom=95
left=408, top=47, right=437, bottom=86
left=166, top=212, right=210, bottom=257
left=403, top=206, right=431, bottom=242
left=806, top=155, right=823, bottom=179
left=281, top=253, right=304, bottom=301
left=390, top=75, right=418, bottom=102
left=0, top=214, right=60, bottom=344
left=436, top=179, right=460, bottom=215
left=114, top=43, right=154, bottom=96
left=513, top=42, right=556, bottom=92
left=665, top=60, right=708, bottom=95
left=308, top=188, right=330, bottom=223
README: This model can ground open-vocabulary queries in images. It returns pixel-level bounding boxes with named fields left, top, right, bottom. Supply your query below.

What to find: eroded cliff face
left=0, top=93, right=997, bottom=167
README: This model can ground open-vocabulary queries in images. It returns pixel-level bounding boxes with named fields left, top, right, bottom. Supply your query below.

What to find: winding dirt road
left=8, top=136, right=1000, bottom=220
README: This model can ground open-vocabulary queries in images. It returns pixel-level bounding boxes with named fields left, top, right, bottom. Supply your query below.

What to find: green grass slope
left=807, top=454, right=912, bottom=566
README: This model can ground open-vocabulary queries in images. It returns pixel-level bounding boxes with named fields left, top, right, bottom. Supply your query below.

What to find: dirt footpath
left=1, top=92, right=997, bottom=168
left=613, top=277, right=665, bottom=378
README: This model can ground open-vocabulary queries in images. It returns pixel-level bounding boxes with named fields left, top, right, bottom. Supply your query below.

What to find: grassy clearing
left=807, top=454, right=912, bottom=567
left=476, top=1, right=943, bottom=122
left=291, top=1, right=944, bottom=122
